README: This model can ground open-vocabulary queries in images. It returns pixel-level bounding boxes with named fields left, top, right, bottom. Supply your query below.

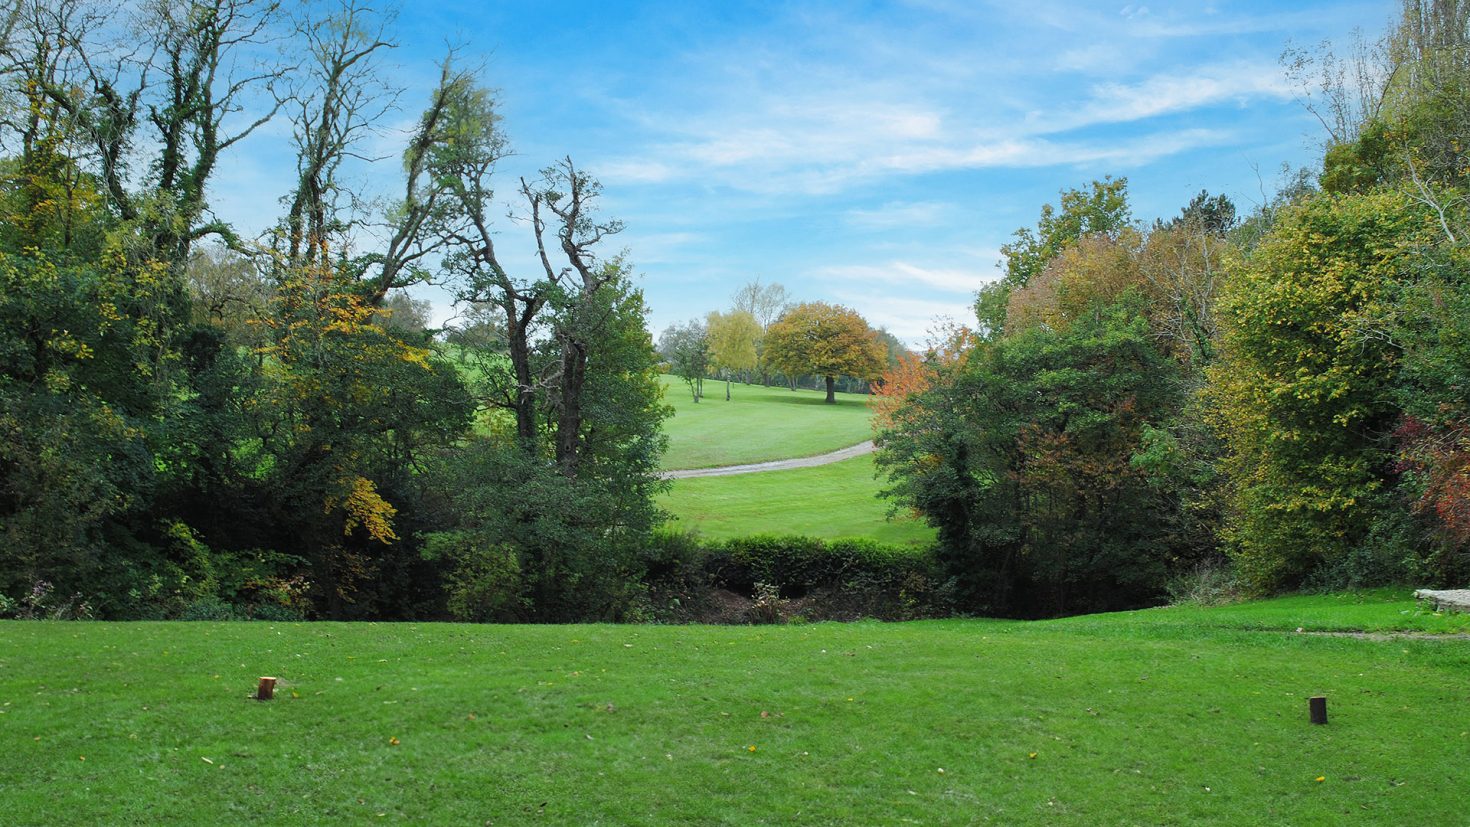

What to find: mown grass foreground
left=3, top=592, right=1468, bottom=825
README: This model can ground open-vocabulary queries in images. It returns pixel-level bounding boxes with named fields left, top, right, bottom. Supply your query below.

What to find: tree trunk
left=725, top=378, right=731, bottom=401
left=506, top=317, right=538, bottom=447
left=824, top=374, right=836, bottom=403
left=556, top=337, right=588, bottom=476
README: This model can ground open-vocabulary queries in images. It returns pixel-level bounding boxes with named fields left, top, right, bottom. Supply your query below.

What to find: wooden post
left=1309, top=695, right=1327, bottom=725
left=256, top=676, right=277, bottom=701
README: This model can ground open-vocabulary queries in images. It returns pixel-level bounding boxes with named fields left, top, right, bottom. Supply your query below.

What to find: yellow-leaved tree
left=764, top=302, right=885, bottom=403
left=705, top=309, right=760, bottom=400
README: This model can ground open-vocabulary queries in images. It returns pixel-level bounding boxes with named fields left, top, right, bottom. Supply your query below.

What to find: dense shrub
left=639, top=532, right=951, bottom=623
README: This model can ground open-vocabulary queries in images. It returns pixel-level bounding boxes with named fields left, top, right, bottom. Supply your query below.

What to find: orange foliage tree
left=764, top=302, right=885, bottom=403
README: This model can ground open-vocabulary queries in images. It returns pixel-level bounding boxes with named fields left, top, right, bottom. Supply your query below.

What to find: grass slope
left=4, top=592, right=1468, bottom=825
left=659, top=375, right=873, bottom=470
left=660, top=454, right=934, bottom=545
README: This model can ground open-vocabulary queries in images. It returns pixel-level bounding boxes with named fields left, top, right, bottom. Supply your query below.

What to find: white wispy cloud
left=845, top=201, right=955, bottom=229
left=832, top=290, right=976, bottom=345
left=1071, top=63, right=1294, bottom=126
left=596, top=51, right=1283, bottom=196
left=817, top=259, right=1001, bottom=294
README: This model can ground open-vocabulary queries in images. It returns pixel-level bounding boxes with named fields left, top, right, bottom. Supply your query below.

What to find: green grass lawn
left=660, top=454, right=935, bottom=545
left=659, top=375, right=874, bottom=470
left=4, top=591, right=1468, bottom=825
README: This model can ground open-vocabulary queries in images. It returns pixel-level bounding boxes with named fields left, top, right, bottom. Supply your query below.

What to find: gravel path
left=663, top=440, right=876, bottom=479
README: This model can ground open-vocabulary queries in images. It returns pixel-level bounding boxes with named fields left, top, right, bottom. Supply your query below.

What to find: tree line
left=8, top=0, right=1470, bottom=623
left=658, top=284, right=903, bottom=404
left=0, top=0, right=665, bottom=621
left=875, top=0, right=1470, bottom=617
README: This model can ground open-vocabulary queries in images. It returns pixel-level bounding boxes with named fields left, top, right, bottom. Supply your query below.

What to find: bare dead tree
left=356, top=57, right=461, bottom=304
left=1282, top=29, right=1393, bottom=147
left=276, top=0, right=395, bottom=271
left=1138, top=223, right=1224, bottom=368
left=425, top=71, right=627, bottom=473
left=274, top=11, right=463, bottom=308
left=21, top=0, right=289, bottom=269
left=526, top=158, right=626, bottom=474
left=1393, top=0, right=1470, bottom=93
left=1404, top=147, right=1465, bottom=244
left=731, top=277, right=789, bottom=330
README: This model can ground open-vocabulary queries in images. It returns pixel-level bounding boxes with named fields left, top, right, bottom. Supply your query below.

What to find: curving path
left=663, top=440, right=876, bottom=480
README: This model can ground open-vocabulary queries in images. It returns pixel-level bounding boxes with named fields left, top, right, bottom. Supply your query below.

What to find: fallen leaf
left=201, top=757, right=214, bottom=765
left=388, top=737, right=400, bottom=746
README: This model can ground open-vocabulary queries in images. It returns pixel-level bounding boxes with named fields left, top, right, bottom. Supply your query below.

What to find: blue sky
left=214, top=0, right=1397, bottom=343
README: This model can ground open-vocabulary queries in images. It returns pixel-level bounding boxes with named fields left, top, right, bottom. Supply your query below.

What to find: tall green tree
left=659, top=319, right=710, bottom=402
left=431, top=276, right=668, bottom=622
left=1209, top=191, right=1434, bottom=592
left=414, top=71, right=670, bottom=620
left=878, top=296, right=1184, bottom=616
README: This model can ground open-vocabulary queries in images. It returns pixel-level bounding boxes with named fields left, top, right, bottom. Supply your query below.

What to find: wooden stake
left=1309, top=695, right=1327, bottom=725
left=256, top=676, right=277, bottom=701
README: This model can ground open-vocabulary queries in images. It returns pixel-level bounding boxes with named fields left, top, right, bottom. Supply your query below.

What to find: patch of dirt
left=695, top=589, right=754, bottom=625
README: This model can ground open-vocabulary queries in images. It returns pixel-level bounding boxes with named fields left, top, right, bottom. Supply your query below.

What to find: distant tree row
left=658, top=282, right=898, bottom=403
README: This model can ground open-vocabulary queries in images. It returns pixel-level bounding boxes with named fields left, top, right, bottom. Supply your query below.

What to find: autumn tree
left=706, top=309, right=759, bottom=399
left=877, top=298, right=1184, bottom=616
left=1209, top=191, right=1433, bottom=592
left=764, top=302, right=885, bottom=403
left=0, top=0, right=294, bottom=614
left=976, top=177, right=1132, bottom=338
left=869, top=323, right=973, bottom=432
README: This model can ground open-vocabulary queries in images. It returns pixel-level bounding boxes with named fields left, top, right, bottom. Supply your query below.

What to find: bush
left=179, top=596, right=237, bottom=621
left=1164, top=562, right=1241, bottom=607
left=422, top=530, right=527, bottom=622
left=246, top=603, right=306, bottom=622
left=639, top=533, right=950, bottom=622
left=3, top=580, right=95, bottom=620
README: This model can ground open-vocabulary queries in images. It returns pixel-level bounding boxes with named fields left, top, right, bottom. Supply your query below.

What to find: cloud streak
left=817, top=259, right=1001, bottom=294
left=598, top=53, right=1289, bottom=196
